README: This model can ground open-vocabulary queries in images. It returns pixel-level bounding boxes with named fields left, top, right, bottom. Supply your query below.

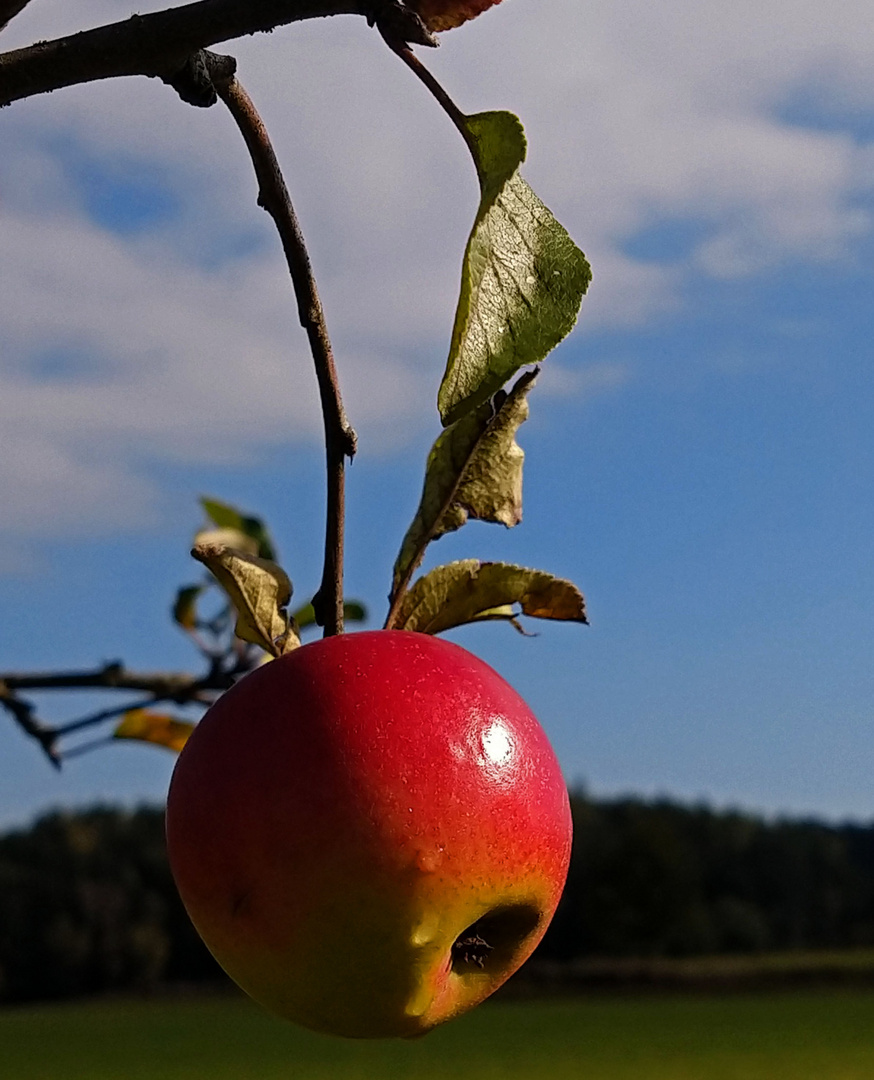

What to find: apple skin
left=166, top=630, right=571, bottom=1038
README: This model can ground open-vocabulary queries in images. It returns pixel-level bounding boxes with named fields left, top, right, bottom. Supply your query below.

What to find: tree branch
left=0, top=662, right=232, bottom=697
left=0, top=684, right=60, bottom=768
left=0, top=0, right=33, bottom=33
left=214, top=68, right=355, bottom=637
left=0, top=0, right=366, bottom=107
left=0, top=661, right=238, bottom=766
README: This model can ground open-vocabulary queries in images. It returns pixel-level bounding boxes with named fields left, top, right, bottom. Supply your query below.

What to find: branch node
left=163, top=48, right=237, bottom=108
left=341, top=426, right=358, bottom=459
left=369, top=0, right=439, bottom=49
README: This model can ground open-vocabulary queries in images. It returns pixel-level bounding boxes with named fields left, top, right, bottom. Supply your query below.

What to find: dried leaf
left=396, top=559, right=587, bottom=635
left=114, top=709, right=195, bottom=753
left=191, top=542, right=300, bottom=657
left=392, top=371, right=535, bottom=596
left=407, top=0, right=503, bottom=33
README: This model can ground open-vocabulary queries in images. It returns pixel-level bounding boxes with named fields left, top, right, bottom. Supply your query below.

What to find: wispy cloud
left=1, top=0, right=872, bottom=551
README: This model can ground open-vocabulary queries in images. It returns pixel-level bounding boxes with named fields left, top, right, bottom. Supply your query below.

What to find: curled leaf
left=396, top=559, right=587, bottom=635
left=439, top=111, right=591, bottom=426
left=392, top=370, right=536, bottom=598
left=192, top=542, right=300, bottom=657
left=114, top=709, right=195, bottom=753
left=193, top=527, right=260, bottom=557
left=200, top=496, right=276, bottom=560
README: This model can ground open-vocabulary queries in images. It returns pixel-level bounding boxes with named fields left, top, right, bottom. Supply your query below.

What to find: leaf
left=407, top=0, right=504, bottom=34
left=392, top=370, right=535, bottom=597
left=396, top=559, right=587, bottom=635
left=193, top=527, right=260, bottom=557
left=200, top=496, right=276, bottom=560
left=114, top=709, right=195, bottom=753
left=438, top=111, right=592, bottom=426
left=191, top=542, right=300, bottom=657
left=172, top=585, right=204, bottom=631
left=293, top=600, right=369, bottom=631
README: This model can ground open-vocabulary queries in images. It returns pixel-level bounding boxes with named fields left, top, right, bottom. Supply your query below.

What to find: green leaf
left=114, top=709, right=195, bottom=753
left=396, top=559, right=587, bottom=635
left=292, top=600, right=368, bottom=631
left=199, top=496, right=276, bottom=560
left=392, top=370, right=536, bottom=598
left=191, top=542, right=300, bottom=656
left=438, top=111, right=592, bottom=426
left=172, top=585, right=204, bottom=631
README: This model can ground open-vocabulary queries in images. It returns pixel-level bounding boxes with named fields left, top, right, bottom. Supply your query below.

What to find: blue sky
left=0, top=0, right=872, bottom=827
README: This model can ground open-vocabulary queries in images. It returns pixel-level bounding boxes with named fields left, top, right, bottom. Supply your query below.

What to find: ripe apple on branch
left=0, top=0, right=591, bottom=1039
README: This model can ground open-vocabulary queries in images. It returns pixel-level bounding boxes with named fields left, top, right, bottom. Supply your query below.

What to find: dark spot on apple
left=451, top=903, right=541, bottom=974
left=231, top=889, right=250, bottom=918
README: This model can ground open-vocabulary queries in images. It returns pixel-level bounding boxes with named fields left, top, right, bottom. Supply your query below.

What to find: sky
left=0, top=0, right=872, bottom=829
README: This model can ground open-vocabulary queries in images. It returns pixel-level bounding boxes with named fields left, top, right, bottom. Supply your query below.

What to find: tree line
left=1, top=794, right=873, bottom=1005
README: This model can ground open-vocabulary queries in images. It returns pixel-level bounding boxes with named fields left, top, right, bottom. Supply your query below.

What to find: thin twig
left=61, top=735, right=118, bottom=761
left=386, top=42, right=475, bottom=156
left=215, top=74, right=356, bottom=637
left=0, top=687, right=59, bottom=768
left=54, top=695, right=208, bottom=738
left=0, top=662, right=233, bottom=765
left=0, top=663, right=228, bottom=697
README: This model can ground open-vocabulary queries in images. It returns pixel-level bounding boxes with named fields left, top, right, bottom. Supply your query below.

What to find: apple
left=165, top=629, right=571, bottom=1038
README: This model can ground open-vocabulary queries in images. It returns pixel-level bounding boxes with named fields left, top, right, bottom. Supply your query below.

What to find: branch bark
left=215, top=71, right=356, bottom=637
left=0, top=663, right=230, bottom=697
left=0, top=0, right=367, bottom=107
left=0, top=0, right=33, bottom=33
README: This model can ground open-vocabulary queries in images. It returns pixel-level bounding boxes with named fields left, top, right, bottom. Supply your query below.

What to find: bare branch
left=55, top=695, right=208, bottom=738
left=0, top=684, right=60, bottom=768
left=0, top=0, right=33, bottom=34
left=0, top=662, right=232, bottom=698
left=0, top=660, right=242, bottom=766
left=215, top=70, right=356, bottom=638
left=0, top=0, right=369, bottom=107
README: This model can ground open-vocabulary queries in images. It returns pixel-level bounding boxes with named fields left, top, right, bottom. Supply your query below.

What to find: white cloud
left=0, top=0, right=872, bottom=550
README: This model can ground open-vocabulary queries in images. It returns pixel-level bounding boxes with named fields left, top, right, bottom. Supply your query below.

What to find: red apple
left=165, top=630, right=571, bottom=1038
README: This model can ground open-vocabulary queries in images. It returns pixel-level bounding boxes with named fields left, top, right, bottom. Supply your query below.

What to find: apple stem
left=216, top=75, right=356, bottom=637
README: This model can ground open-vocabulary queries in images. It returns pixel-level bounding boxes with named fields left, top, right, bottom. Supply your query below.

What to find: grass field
left=3, top=989, right=874, bottom=1079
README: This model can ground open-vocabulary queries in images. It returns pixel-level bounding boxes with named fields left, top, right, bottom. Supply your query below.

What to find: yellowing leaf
left=114, top=709, right=196, bottom=753
left=396, top=559, right=587, bottom=635
left=392, top=370, right=535, bottom=598
left=191, top=542, right=300, bottom=657
left=439, top=112, right=591, bottom=426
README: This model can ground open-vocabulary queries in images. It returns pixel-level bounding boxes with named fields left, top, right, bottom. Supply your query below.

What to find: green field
left=3, top=989, right=874, bottom=1079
